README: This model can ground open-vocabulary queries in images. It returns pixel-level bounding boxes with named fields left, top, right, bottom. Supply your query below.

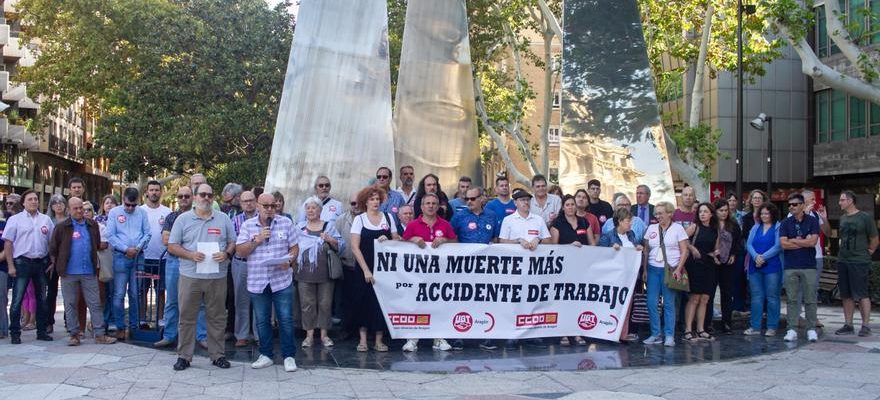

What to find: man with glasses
left=50, top=197, right=117, bottom=346
left=602, top=193, right=646, bottom=241
left=779, top=193, right=820, bottom=343
left=447, top=176, right=473, bottom=214
left=396, top=165, right=417, bottom=206
left=168, top=184, right=236, bottom=371
left=236, top=193, right=300, bottom=372
left=450, top=186, right=499, bottom=350
left=4, top=190, right=54, bottom=344
left=154, top=186, right=208, bottom=348
left=297, top=176, right=343, bottom=225
left=835, top=190, right=878, bottom=337
left=375, top=166, right=406, bottom=215
left=140, top=180, right=171, bottom=329
left=229, top=191, right=259, bottom=347
left=107, top=188, right=151, bottom=340
left=530, top=174, right=561, bottom=226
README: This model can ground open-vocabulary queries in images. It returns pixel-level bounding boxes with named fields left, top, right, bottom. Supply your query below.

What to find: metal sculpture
left=393, top=0, right=482, bottom=187
left=560, top=0, right=675, bottom=204
left=265, top=0, right=395, bottom=206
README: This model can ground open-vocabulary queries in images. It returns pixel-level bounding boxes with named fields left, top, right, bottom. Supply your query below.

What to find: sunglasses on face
left=317, top=183, right=331, bottom=188
left=465, top=196, right=480, bottom=201
left=198, top=192, right=214, bottom=199
left=788, top=202, right=802, bottom=207
left=260, top=203, right=277, bottom=209
left=124, top=203, right=138, bottom=208
left=177, top=194, right=192, bottom=199
left=376, top=175, right=390, bottom=180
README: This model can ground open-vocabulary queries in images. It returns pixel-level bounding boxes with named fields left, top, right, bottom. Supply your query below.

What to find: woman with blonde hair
left=643, top=201, right=689, bottom=346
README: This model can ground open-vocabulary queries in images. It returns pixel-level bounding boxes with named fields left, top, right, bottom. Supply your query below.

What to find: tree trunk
left=688, top=5, right=714, bottom=129
left=540, top=27, right=554, bottom=176
left=663, top=130, right=709, bottom=201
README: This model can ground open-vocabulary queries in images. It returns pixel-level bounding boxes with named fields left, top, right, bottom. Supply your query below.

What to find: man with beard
left=168, top=184, right=235, bottom=371
left=396, top=165, right=417, bottom=206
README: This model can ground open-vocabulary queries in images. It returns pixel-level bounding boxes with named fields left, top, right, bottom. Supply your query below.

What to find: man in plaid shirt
left=236, top=193, right=299, bottom=372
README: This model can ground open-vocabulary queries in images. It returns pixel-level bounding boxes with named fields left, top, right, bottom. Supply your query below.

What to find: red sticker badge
left=576, top=229, right=588, bottom=235
left=435, top=230, right=444, bottom=237
left=72, top=231, right=82, bottom=240
left=207, top=228, right=221, bottom=235
left=117, top=215, right=127, bottom=224
left=528, top=229, right=539, bottom=236
left=467, top=222, right=477, bottom=230
left=329, top=205, right=337, bottom=213
left=41, top=226, right=49, bottom=235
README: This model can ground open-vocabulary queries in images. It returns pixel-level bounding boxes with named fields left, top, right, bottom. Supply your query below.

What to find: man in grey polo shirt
left=168, top=184, right=236, bottom=371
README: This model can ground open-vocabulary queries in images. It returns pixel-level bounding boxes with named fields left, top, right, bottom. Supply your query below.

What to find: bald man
left=50, top=197, right=117, bottom=346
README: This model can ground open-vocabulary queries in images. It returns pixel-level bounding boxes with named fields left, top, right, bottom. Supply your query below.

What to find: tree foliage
left=18, top=0, right=294, bottom=186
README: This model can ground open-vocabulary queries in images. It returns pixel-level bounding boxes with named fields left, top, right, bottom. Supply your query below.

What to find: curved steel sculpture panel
left=560, top=0, right=675, bottom=204
left=393, top=0, right=482, bottom=187
left=265, top=0, right=395, bottom=205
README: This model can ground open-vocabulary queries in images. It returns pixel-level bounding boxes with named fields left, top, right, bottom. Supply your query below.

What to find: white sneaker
left=743, top=328, right=761, bottom=336
left=642, top=335, right=663, bottom=345
left=402, top=339, right=418, bottom=352
left=664, top=337, right=675, bottom=347
left=764, top=329, right=776, bottom=337
left=283, top=357, right=297, bottom=372
left=807, top=329, right=818, bottom=342
left=432, top=338, right=452, bottom=351
left=784, top=329, right=798, bottom=342
left=251, top=354, right=273, bottom=369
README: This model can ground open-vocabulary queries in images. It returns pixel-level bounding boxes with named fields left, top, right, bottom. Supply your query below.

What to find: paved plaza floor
left=0, top=304, right=878, bottom=400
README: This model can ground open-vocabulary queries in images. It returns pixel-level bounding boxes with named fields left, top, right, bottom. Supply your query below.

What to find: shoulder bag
left=661, top=225, right=690, bottom=292
left=323, top=221, right=344, bottom=280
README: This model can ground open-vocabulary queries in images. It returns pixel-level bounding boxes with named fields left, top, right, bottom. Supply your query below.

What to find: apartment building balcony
left=2, top=82, right=25, bottom=102
left=0, top=71, right=8, bottom=94
left=2, top=35, right=22, bottom=61
left=18, top=95, right=38, bottom=110
left=0, top=23, right=9, bottom=46
left=3, top=0, right=20, bottom=15
left=0, top=117, right=7, bottom=140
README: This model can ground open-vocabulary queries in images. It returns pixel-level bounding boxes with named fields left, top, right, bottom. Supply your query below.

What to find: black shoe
left=173, top=358, right=190, bottom=371
left=11, top=335, right=21, bottom=344
left=504, top=339, right=518, bottom=350
left=722, top=324, right=733, bottom=335
left=36, top=334, right=54, bottom=341
left=212, top=357, right=231, bottom=369
left=526, top=338, right=547, bottom=348
left=835, top=324, right=855, bottom=335
left=451, top=340, right=464, bottom=351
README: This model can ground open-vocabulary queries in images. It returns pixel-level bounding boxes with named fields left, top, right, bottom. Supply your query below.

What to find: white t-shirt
left=619, top=233, right=635, bottom=248
left=140, top=204, right=171, bottom=260
left=499, top=212, right=551, bottom=241
left=644, top=223, right=689, bottom=268
left=350, top=213, right=398, bottom=235
left=530, top=194, right=562, bottom=225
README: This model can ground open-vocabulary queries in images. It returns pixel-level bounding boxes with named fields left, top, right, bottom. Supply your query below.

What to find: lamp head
left=750, top=113, right=768, bottom=131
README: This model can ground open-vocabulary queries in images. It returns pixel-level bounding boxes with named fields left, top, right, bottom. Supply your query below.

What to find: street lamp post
left=736, top=1, right=756, bottom=209
left=750, top=113, right=772, bottom=195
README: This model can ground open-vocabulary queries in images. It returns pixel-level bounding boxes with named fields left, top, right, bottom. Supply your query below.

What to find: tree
left=768, top=0, right=880, bottom=104
left=639, top=0, right=782, bottom=200
left=18, top=0, right=294, bottom=186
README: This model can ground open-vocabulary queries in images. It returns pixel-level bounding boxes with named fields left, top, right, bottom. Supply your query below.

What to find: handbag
left=660, top=225, right=690, bottom=292
left=630, top=289, right=650, bottom=323
left=97, top=248, right=114, bottom=283
left=322, top=222, right=344, bottom=280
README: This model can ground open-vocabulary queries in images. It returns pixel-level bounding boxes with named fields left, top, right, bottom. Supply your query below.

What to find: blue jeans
left=9, top=257, right=50, bottom=337
left=647, top=266, right=678, bottom=338
left=251, top=284, right=296, bottom=359
left=113, top=253, right=142, bottom=330
left=749, top=271, right=782, bottom=330
left=162, top=256, right=206, bottom=341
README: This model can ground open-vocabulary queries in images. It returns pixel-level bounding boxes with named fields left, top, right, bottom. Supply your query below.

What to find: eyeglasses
left=176, top=195, right=192, bottom=199
left=350, top=201, right=357, bottom=206
left=317, top=183, right=331, bottom=188
left=464, top=196, right=480, bottom=201
left=259, top=203, right=277, bottom=209
left=375, top=175, right=390, bottom=180
left=5, top=202, right=14, bottom=205
left=198, top=192, right=214, bottom=199
left=240, top=198, right=255, bottom=203
left=788, top=202, right=802, bottom=207
left=123, top=202, right=138, bottom=208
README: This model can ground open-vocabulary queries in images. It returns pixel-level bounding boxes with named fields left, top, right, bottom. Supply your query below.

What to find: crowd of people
left=0, top=168, right=877, bottom=373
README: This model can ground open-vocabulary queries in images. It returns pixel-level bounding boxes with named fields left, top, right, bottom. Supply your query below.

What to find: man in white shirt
left=528, top=175, right=561, bottom=226
left=141, top=180, right=171, bottom=329
left=395, top=165, right=417, bottom=206
left=297, top=176, right=344, bottom=224
left=4, top=190, right=55, bottom=344
left=499, top=189, right=550, bottom=349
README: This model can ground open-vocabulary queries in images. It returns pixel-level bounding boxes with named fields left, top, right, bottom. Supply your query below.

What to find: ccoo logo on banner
left=373, top=241, right=641, bottom=342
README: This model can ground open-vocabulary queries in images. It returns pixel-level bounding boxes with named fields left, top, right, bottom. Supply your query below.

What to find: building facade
left=1, top=0, right=113, bottom=208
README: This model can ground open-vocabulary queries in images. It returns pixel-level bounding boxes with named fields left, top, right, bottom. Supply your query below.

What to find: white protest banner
left=373, top=241, right=641, bottom=342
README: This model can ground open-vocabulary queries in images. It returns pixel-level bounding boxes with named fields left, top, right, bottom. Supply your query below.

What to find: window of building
left=552, top=91, right=561, bottom=109
left=548, top=126, right=561, bottom=145
left=817, top=5, right=829, bottom=57
left=831, top=90, right=847, bottom=141
left=871, top=103, right=880, bottom=135
left=817, top=90, right=829, bottom=142
left=850, top=96, right=866, bottom=138
left=850, top=0, right=866, bottom=38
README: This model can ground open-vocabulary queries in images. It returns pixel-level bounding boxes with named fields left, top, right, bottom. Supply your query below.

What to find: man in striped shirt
left=236, top=193, right=300, bottom=372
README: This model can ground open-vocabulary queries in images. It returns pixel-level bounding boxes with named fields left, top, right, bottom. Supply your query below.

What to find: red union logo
left=452, top=312, right=473, bottom=332
left=389, top=313, right=431, bottom=326
left=578, top=311, right=598, bottom=330
left=515, top=312, right=558, bottom=327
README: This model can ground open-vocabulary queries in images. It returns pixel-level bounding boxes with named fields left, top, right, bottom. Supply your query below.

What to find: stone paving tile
left=763, top=384, right=877, bottom=400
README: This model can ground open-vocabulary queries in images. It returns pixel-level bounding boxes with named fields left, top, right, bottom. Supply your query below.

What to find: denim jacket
left=598, top=229, right=639, bottom=248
